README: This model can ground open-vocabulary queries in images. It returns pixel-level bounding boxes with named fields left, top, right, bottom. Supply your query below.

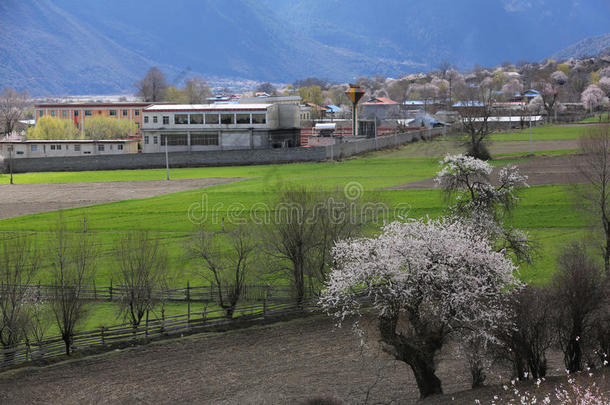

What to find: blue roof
left=403, top=100, right=426, bottom=105
left=325, top=104, right=341, bottom=113
left=453, top=101, right=484, bottom=107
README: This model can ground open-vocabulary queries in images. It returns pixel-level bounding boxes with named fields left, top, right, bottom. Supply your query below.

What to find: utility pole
left=165, top=136, right=170, bottom=181
left=529, top=113, right=533, bottom=155
left=8, top=145, right=13, bottom=185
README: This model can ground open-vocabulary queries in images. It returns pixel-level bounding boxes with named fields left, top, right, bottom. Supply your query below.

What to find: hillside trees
left=320, top=218, right=519, bottom=399
left=135, top=67, right=168, bottom=102
left=581, top=84, right=609, bottom=113
left=184, top=76, right=212, bottom=104
left=0, top=87, right=29, bottom=136
left=26, top=116, right=79, bottom=140
left=115, top=231, right=170, bottom=328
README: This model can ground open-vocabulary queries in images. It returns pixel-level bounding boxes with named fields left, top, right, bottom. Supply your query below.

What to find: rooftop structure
left=0, top=139, right=138, bottom=159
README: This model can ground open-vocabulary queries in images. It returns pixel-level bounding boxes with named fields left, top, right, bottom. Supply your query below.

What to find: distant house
left=509, top=89, right=540, bottom=102
left=140, top=103, right=301, bottom=152
left=34, top=102, right=150, bottom=137
left=360, top=97, right=400, bottom=120
left=0, top=139, right=138, bottom=159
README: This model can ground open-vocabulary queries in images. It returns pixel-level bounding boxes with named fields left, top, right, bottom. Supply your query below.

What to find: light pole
left=164, top=136, right=170, bottom=181
left=8, top=144, right=13, bottom=185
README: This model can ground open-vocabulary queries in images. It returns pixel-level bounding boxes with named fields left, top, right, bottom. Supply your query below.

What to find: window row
left=24, top=144, right=123, bottom=152
left=144, top=134, right=219, bottom=146
left=38, top=110, right=140, bottom=117
left=143, top=113, right=266, bottom=126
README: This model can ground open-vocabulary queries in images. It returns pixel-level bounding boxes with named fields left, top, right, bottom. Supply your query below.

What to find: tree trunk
left=409, top=355, right=443, bottom=398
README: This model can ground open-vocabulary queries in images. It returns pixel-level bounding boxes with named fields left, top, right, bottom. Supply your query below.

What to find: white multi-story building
left=140, top=103, right=301, bottom=153
left=0, top=139, right=139, bottom=159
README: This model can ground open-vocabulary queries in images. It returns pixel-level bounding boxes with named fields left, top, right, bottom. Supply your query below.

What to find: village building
left=140, top=103, right=301, bottom=152
left=0, top=139, right=139, bottom=159
left=33, top=102, right=151, bottom=137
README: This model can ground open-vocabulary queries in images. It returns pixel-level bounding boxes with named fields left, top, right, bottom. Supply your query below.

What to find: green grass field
left=0, top=124, right=598, bottom=331
left=489, top=124, right=589, bottom=141
left=579, top=113, right=610, bottom=123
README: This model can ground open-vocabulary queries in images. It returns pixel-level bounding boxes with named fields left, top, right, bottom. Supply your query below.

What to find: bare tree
left=48, top=216, right=97, bottom=355
left=0, top=87, right=29, bottom=137
left=262, top=186, right=364, bottom=306
left=535, top=71, right=567, bottom=123
left=255, top=82, right=276, bottom=96
left=551, top=241, right=605, bottom=373
left=187, top=225, right=257, bottom=318
left=0, top=234, right=39, bottom=364
left=134, top=67, right=168, bottom=102
left=184, top=76, right=212, bottom=104
left=114, top=231, right=169, bottom=328
left=578, top=126, right=610, bottom=273
left=493, top=286, right=553, bottom=380
left=454, top=78, right=496, bottom=160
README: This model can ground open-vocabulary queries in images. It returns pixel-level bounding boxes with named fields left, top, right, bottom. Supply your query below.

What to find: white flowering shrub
left=320, top=217, right=520, bottom=399
left=435, top=154, right=531, bottom=263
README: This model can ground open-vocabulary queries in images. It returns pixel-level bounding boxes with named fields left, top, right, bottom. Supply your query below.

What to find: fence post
left=109, top=279, right=113, bottom=302
left=186, top=281, right=191, bottom=326
left=145, top=310, right=149, bottom=337
left=101, top=327, right=105, bottom=346
left=93, top=279, right=97, bottom=300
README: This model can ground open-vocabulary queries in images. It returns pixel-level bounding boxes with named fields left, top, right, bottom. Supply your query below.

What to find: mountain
left=1, top=0, right=610, bottom=95
left=552, top=33, right=610, bottom=60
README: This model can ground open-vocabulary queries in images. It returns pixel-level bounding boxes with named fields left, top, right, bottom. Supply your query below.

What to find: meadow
left=0, top=124, right=596, bottom=330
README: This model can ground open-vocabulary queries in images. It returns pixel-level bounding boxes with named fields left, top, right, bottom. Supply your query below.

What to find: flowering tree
left=536, top=71, right=567, bottom=122
left=435, top=154, right=532, bottom=263
left=320, top=218, right=520, bottom=399
left=581, top=84, right=609, bottom=113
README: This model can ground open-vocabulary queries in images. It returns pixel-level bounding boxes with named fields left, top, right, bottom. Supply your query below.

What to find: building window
left=153, top=136, right=158, bottom=144
left=85, top=110, right=92, bottom=116
left=122, top=109, right=128, bottom=116
left=252, top=114, right=266, bottom=124
left=16, top=151, right=24, bottom=155
left=153, top=116, right=158, bottom=123
left=50, top=111, right=55, bottom=117
left=144, top=136, right=149, bottom=145
left=205, top=114, right=219, bottom=124
left=62, top=110, right=67, bottom=117
left=39, top=110, right=44, bottom=117
left=190, top=114, right=203, bottom=124
left=160, top=134, right=188, bottom=146
left=220, top=114, right=234, bottom=124
left=65, top=145, right=69, bottom=151
left=191, top=133, right=219, bottom=146
left=74, top=110, right=79, bottom=116
left=144, top=116, right=149, bottom=123
left=50, top=144, right=62, bottom=150
left=163, top=116, right=169, bottom=125
left=31, top=145, right=38, bottom=152
left=236, top=114, right=250, bottom=124
left=109, top=110, right=117, bottom=116
left=84, top=151, right=91, bottom=154
left=74, top=144, right=81, bottom=151
left=98, top=145, right=105, bottom=151
left=135, top=123, right=140, bottom=129
left=118, top=144, right=124, bottom=150
left=174, top=114, right=189, bottom=124
left=109, top=144, right=113, bottom=150
left=135, top=110, right=140, bottom=116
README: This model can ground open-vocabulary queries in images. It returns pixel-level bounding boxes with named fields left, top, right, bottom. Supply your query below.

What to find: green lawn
left=579, top=113, right=610, bottom=123
left=0, top=127, right=598, bottom=332
left=489, top=125, right=591, bottom=141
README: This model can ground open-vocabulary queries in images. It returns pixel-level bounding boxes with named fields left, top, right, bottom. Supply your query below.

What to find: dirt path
left=0, top=177, right=247, bottom=219
left=389, top=154, right=588, bottom=190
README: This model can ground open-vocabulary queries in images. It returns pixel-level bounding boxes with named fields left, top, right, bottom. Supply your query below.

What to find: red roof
left=362, top=97, right=399, bottom=106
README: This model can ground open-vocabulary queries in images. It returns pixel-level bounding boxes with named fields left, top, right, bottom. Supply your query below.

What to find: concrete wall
left=1, top=128, right=443, bottom=174
left=2, top=147, right=328, bottom=173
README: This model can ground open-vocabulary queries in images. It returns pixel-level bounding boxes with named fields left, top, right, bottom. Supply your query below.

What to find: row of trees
left=25, top=115, right=137, bottom=140
left=0, top=184, right=373, bottom=360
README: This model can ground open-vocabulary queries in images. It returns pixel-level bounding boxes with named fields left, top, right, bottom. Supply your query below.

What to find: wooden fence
left=0, top=296, right=320, bottom=370
left=1, top=283, right=295, bottom=303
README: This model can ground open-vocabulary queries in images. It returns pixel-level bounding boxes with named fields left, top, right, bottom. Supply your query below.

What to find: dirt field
left=389, top=154, right=588, bottom=190
left=0, top=177, right=247, bottom=219
left=0, top=315, right=498, bottom=404
left=0, top=313, right=590, bottom=405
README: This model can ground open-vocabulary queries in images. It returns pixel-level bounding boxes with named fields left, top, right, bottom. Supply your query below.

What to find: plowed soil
left=0, top=177, right=246, bottom=219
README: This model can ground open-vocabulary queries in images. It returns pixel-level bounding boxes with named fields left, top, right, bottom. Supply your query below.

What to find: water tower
left=345, top=84, right=365, bottom=137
